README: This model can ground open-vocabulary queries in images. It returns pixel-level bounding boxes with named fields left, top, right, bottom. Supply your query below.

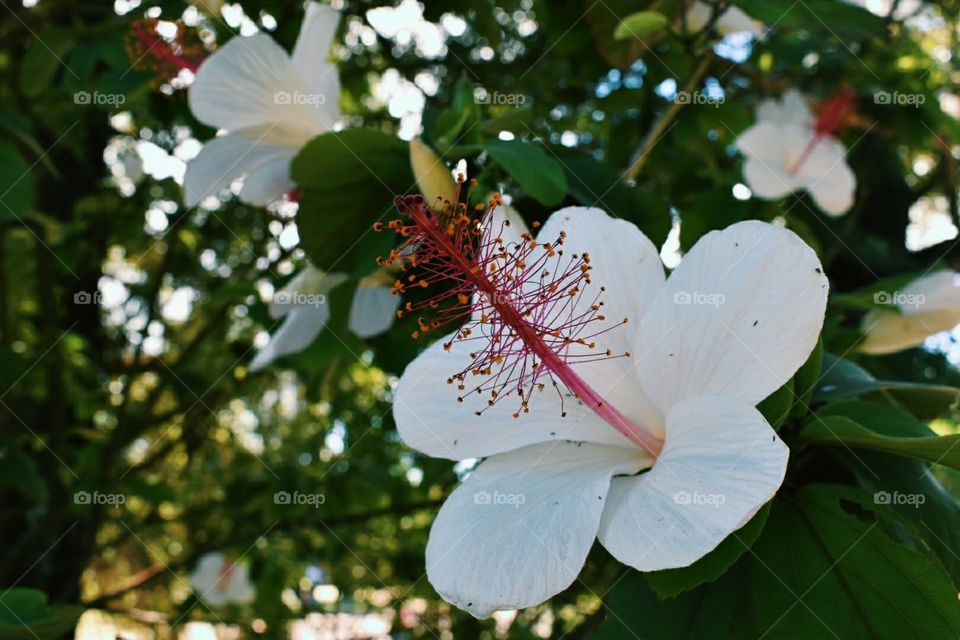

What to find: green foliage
left=2, top=0, right=960, bottom=637
left=0, top=589, right=84, bottom=640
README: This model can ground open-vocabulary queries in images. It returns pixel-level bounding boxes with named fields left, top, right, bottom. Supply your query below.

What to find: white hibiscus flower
left=860, top=269, right=960, bottom=355
left=684, top=1, right=764, bottom=37
left=736, top=89, right=857, bottom=217
left=250, top=266, right=399, bottom=371
left=391, top=206, right=828, bottom=617
left=188, top=552, right=256, bottom=606
left=184, top=2, right=340, bottom=207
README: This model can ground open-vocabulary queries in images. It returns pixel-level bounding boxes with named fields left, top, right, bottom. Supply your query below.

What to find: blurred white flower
left=684, top=1, right=764, bottom=37
left=736, top=89, right=857, bottom=216
left=184, top=2, right=341, bottom=207
left=188, top=552, right=255, bottom=606
left=250, top=266, right=399, bottom=371
left=861, top=270, right=960, bottom=354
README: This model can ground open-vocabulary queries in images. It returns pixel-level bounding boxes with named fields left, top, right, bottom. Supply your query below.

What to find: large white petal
left=637, top=220, right=827, bottom=414
left=426, top=441, right=649, bottom=618
left=348, top=284, right=399, bottom=338
left=597, top=395, right=787, bottom=571
left=189, top=34, right=308, bottom=132
left=535, top=207, right=665, bottom=432
left=393, top=332, right=636, bottom=460
left=250, top=305, right=329, bottom=371
left=183, top=127, right=299, bottom=207
left=290, top=2, right=341, bottom=130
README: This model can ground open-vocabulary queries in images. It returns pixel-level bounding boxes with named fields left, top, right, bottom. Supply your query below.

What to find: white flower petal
left=183, top=127, right=299, bottom=207
left=250, top=305, right=329, bottom=371
left=860, top=269, right=960, bottom=354
left=189, top=34, right=305, bottom=132
left=349, top=284, right=399, bottom=338
left=597, top=395, right=787, bottom=571
left=637, top=220, right=827, bottom=414
left=756, top=90, right=813, bottom=127
left=426, top=441, right=650, bottom=618
left=290, top=2, right=342, bottom=129
left=535, top=207, right=665, bottom=431
left=741, top=156, right=798, bottom=200
left=716, top=5, right=764, bottom=37
left=796, top=136, right=856, bottom=216
left=393, top=332, right=635, bottom=460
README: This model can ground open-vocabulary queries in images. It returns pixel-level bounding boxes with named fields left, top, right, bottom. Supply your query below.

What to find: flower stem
left=624, top=51, right=716, bottom=182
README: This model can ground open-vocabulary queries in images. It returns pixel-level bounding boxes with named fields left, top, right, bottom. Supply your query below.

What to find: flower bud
left=410, top=138, right=456, bottom=204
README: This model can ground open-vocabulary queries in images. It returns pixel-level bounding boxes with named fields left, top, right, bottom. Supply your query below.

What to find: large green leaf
left=800, top=414, right=960, bottom=470
left=813, top=353, right=959, bottom=419
left=752, top=485, right=960, bottom=639
left=0, top=142, right=35, bottom=220
left=644, top=503, right=771, bottom=598
left=590, top=563, right=757, bottom=639
left=19, top=28, right=76, bottom=98
left=461, top=140, right=567, bottom=206
left=729, top=0, right=885, bottom=38
left=613, top=11, right=669, bottom=40
left=558, top=153, right=671, bottom=242
left=291, top=129, right=413, bottom=275
left=0, top=588, right=83, bottom=640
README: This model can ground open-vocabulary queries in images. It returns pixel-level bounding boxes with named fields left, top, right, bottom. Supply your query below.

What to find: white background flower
left=684, top=1, right=764, bottom=38
left=860, top=269, right=960, bottom=354
left=736, top=90, right=856, bottom=216
left=393, top=207, right=827, bottom=617
left=184, top=2, right=340, bottom=207
left=250, top=266, right=399, bottom=371
left=188, top=552, right=256, bottom=606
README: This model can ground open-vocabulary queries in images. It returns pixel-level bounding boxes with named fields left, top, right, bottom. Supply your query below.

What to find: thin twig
left=624, top=51, right=716, bottom=182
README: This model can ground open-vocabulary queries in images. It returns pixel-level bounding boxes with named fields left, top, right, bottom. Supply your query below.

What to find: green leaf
left=758, top=380, right=793, bottom=430
left=291, top=129, right=413, bottom=275
left=614, top=11, right=669, bottom=40
left=558, top=153, right=671, bottom=242
left=0, top=588, right=83, bottom=640
left=837, top=438, right=960, bottom=586
left=801, top=413, right=960, bottom=471
left=463, top=140, right=567, bottom=206
left=813, top=353, right=959, bottom=420
left=292, top=129, right=410, bottom=191
left=729, top=0, right=885, bottom=38
left=751, top=484, right=960, bottom=639
left=645, top=503, right=771, bottom=598
left=590, top=564, right=757, bottom=639
left=19, top=28, right=76, bottom=98
left=792, top=338, right=823, bottom=407
left=0, top=142, right=35, bottom=220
